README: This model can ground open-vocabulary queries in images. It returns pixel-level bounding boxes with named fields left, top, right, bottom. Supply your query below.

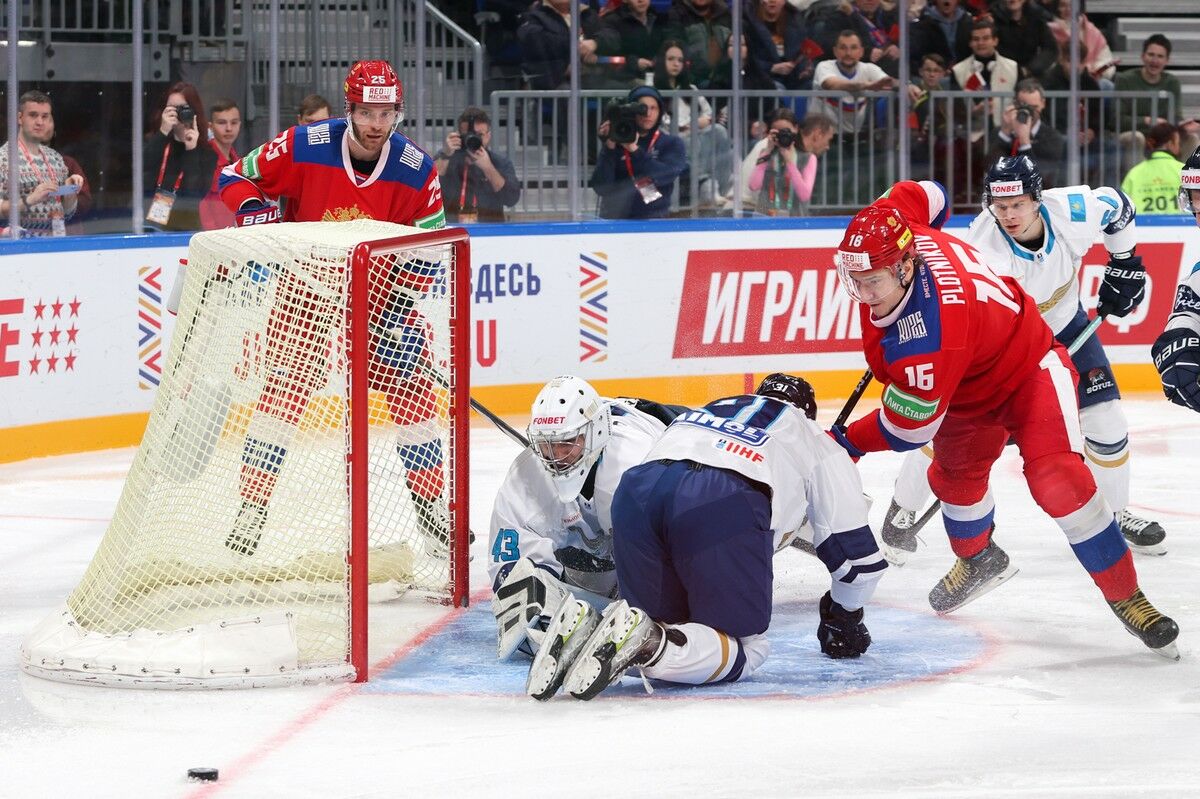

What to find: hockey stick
left=912, top=316, right=1106, bottom=521
left=471, top=396, right=530, bottom=448
left=835, top=369, right=874, bottom=428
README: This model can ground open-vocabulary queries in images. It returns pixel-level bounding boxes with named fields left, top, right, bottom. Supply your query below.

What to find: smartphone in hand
left=51, top=184, right=81, bottom=197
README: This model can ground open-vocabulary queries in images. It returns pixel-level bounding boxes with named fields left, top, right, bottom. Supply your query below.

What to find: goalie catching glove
left=492, top=557, right=570, bottom=660
left=235, top=200, right=282, bottom=227
left=1152, top=327, right=1200, bottom=413
left=817, top=591, right=872, bottom=659
left=1097, top=254, right=1145, bottom=318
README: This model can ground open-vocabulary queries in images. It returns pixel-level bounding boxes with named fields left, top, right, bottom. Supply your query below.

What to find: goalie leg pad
left=492, top=557, right=570, bottom=660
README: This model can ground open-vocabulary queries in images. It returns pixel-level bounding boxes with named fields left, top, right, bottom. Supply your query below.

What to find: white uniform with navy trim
left=966, top=185, right=1138, bottom=335
left=488, top=402, right=666, bottom=600
left=645, top=398, right=886, bottom=611
left=1164, top=264, right=1200, bottom=335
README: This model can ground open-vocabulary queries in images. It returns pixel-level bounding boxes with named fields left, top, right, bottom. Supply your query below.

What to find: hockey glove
left=1151, top=327, right=1200, bottom=413
left=1097, top=255, right=1145, bottom=318
left=827, top=425, right=865, bottom=462
left=234, top=200, right=281, bottom=227
left=817, top=591, right=872, bottom=659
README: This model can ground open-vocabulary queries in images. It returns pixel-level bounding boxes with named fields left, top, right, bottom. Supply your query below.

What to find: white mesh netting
left=21, top=220, right=467, bottom=687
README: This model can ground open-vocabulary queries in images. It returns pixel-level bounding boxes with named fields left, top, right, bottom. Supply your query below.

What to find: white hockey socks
left=641, top=624, right=769, bottom=685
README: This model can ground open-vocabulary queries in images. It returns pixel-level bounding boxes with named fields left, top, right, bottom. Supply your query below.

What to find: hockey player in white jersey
left=880, top=155, right=1166, bottom=561
left=527, top=374, right=888, bottom=701
left=489, top=376, right=676, bottom=661
left=1153, top=145, right=1200, bottom=414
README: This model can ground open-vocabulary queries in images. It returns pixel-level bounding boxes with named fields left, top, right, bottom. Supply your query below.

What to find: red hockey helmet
left=344, top=60, right=405, bottom=119
left=835, top=205, right=916, bottom=302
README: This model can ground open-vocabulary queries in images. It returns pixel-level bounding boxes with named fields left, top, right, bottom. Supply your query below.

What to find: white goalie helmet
left=527, top=375, right=612, bottom=502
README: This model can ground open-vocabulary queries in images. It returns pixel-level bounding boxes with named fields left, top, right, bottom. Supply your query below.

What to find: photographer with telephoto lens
left=143, top=82, right=212, bottom=231
left=988, top=78, right=1066, bottom=189
left=434, top=106, right=520, bottom=223
left=590, top=85, right=687, bottom=219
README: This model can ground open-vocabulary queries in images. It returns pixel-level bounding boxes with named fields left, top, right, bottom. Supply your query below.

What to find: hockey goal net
left=21, top=220, right=470, bottom=688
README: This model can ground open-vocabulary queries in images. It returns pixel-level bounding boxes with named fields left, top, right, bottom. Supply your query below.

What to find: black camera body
left=774, top=129, right=796, bottom=149
left=462, top=114, right=485, bottom=153
left=1015, top=104, right=1036, bottom=125
left=176, top=104, right=195, bottom=124
left=604, top=101, right=647, bottom=145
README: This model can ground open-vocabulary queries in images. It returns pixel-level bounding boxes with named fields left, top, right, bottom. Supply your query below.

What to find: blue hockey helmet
left=983, top=155, right=1043, bottom=208
left=755, top=373, right=817, bottom=420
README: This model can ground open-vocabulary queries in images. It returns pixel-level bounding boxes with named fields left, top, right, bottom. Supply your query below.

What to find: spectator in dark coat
left=742, top=0, right=814, bottom=91
left=908, top=0, right=973, bottom=73
left=595, top=0, right=667, bottom=87
left=987, top=78, right=1066, bottom=187
left=989, top=0, right=1057, bottom=79
left=591, top=85, right=688, bottom=218
left=517, top=1, right=603, bottom=89
left=665, top=0, right=733, bottom=89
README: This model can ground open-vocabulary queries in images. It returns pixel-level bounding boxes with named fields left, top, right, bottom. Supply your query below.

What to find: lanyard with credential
left=156, top=143, right=185, bottom=193
left=458, top=164, right=474, bottom=211
left=18, top=139, right=63, bottom=208
left=766, top=154, right=793, bottom=211
left=622, top=130, right=660, bottom=178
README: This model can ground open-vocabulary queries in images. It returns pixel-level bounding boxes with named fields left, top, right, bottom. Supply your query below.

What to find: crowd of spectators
left=4, top=0, right=1198, bottom=230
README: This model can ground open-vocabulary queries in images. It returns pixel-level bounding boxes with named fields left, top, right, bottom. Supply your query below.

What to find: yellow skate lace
left=942, top=558, right=971, bottom=594
left=1112, top=590, right=1161, bottom=631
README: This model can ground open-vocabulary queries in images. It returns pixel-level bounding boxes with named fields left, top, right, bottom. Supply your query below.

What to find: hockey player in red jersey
left=215, top=60, right=449, bottom=556
left=828, top=180, right=1178, bottom=659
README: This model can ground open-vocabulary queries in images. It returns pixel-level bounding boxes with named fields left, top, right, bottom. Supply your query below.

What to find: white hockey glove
left=492, top=557, right=570, bottom=660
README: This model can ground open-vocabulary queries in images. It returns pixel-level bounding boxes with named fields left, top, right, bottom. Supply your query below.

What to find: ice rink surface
left=2, top=397, right=1199, bottom=798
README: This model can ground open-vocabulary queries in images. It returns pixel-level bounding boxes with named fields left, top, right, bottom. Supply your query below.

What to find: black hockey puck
left=187, top=767, right=219, bottom=782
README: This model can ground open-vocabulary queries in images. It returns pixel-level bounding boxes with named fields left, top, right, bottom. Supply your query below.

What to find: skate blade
left=1126, top=540, right=1168, bottom=557
left=526, top=601, right=598, bottom=701
left=1151, top=641, right=1181, bottom=661
left=933, top=566, right=1019, bottom=616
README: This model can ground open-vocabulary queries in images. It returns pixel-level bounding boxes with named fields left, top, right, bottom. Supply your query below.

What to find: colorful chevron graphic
left=579, top=252, right=608, bottom=363
left=138, top=266, right=163, bottom=389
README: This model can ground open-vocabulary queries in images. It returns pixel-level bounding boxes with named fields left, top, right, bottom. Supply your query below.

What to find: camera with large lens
left=774, top=129, right=796, bottom=149
left=176, top=104, right=195, bottom=124
left=604, top=101, right=646, bottom=145
left=462, top=114, right=484, bottom=153
left=1015, top=104, right=1035, bottom=125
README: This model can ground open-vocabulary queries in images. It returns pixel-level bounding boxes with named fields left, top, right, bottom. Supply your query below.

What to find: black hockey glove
left=1152, top=327, right=1200, bottom=413
left=1097, top=254, right=1145, bottom=318
left=817, top=591, right=872, bottom=659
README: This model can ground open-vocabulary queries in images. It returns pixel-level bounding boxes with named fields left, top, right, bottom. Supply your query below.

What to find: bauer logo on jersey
left=363, top=85, right=397, bottom=103
left=989, top=180, right=1025, bottom=197
left=677, top=410, right=770, bottom=445
left=897, top=310, right=927, bottom=343
left=714, top=438, right=765, bottom=463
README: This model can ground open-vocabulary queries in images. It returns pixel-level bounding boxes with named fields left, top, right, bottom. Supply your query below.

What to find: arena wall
left=1, top=216, right=1195, bottom=461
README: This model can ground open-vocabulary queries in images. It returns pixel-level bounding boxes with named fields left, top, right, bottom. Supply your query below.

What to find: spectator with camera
left=143, top=82, right=211, bottom=231
left=199, top=98, right=242, bottom=230
left=0, top=90, right=85, bottom=237
left=742, top=111, right=836, bottom=216
left=296, top=94, right=332, bottom=126
left=590, top=85, right=687, bottom=219
left=987, top=78, right=1065, bottom=188
left=433, top=107, right=521, bottom=223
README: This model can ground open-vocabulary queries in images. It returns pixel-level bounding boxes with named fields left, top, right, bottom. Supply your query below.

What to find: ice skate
left=526, top=596, right=600, bottom=701
left=1108, top=588, right=1180, bottom=660
left=225, top=499, right=268, bottom=556
left=928, top=541, right=1018, bottom=614
left=881, top=499, right=921, bottom=566
left=563, top=600, right=666, bottom=701
left=1117, top=509, right=1167, bottom=557
left=412, top=494, right=451, bottom=557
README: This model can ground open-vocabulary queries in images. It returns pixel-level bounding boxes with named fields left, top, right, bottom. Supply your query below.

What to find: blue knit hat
left=626, top=85, right=665, bottom=108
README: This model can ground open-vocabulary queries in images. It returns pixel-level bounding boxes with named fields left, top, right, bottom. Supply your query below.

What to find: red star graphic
left=29, top=356, right=40, bottom=374
left=69, top=296, right=82, bottom=317
left=31, top=327, right=44, bottom=347
left=46, top=354, right=58, bottom=372
left=64, top=352, right=77, bottom=371
left=33, top=299, right=46, bottom=319
left=67, top=325, right=78, bottom=344
left=49, top=327, right=61, bottom=345
left=51, top=298, right=63, bottom=318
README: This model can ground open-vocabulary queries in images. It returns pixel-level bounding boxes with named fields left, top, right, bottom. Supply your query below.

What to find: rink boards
left=0, top=216, right=1195, bottom=461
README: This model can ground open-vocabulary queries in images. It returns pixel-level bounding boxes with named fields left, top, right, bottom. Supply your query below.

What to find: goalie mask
left=1179, top=145, right=1200, bottom=214
left=527, top=376, right=612, bottom=503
